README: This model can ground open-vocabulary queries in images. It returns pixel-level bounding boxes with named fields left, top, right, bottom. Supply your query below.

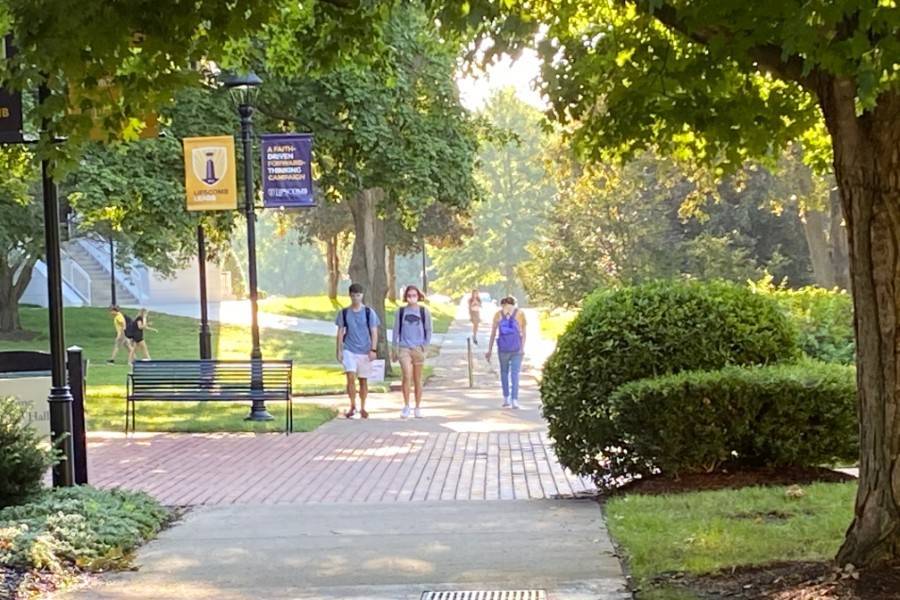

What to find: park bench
left=126, top=359, right=294, bottom=434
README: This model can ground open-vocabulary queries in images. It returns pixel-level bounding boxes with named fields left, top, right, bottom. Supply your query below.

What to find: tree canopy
left=432, top=88, right=554, bottom=298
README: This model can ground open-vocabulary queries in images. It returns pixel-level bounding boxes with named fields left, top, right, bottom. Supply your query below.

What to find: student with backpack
left=391, top=285, right=432, bottom=419
left=126, top=308, right=157, bottom=364
left=485, top=296, right=527, bottom=409
left=335, top=283, right=380, bottom=419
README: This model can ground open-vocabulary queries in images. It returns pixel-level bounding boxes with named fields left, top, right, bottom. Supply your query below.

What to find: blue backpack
left=497, top=310, right=522, bottom=353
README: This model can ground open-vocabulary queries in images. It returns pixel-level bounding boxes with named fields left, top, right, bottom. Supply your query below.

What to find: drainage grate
left=421, top=592, right=546, bottom=600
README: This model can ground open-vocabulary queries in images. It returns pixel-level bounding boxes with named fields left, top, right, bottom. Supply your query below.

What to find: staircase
left=63, top=242, right=141, bottom=307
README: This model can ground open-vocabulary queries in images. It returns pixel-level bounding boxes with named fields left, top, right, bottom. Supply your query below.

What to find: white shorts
left=342, top=352, right=372, bottom=378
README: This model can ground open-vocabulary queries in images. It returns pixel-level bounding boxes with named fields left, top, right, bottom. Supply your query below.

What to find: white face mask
left=502, top=304, right=514, bottom=314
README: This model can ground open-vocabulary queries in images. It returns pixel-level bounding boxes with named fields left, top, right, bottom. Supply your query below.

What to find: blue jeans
left=498, top=352, right=524, bottom=400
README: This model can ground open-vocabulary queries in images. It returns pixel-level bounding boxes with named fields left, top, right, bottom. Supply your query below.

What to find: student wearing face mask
left=391, top=285, right=432, bottom=419
left=485, top=296, right=527, bottom=409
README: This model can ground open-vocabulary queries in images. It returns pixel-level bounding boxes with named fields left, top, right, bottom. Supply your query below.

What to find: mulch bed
left=614, top=466, right=856, bottom=496
left=654, top=560, right=900, bottom=599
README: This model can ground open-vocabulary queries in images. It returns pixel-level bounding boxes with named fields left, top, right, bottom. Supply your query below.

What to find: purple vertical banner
left=261, top=133, right=315, bottom=208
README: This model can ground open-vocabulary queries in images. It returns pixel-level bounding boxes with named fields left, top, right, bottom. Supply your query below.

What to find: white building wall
left=144, top=259, right=232, bottom=305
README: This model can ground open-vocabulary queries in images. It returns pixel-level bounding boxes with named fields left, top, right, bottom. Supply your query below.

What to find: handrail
left=72, top=238, right=149, bottom=303
left=60, top=250, right=92, bottom=304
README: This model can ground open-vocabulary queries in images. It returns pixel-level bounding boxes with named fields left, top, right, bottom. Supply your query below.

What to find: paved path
left=66, top=316, right=628, bottom=600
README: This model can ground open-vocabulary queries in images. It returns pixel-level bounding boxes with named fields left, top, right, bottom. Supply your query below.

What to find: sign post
left=260, top=133, right=315, bottom=208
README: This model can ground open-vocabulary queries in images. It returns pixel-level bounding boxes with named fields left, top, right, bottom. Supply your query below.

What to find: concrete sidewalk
left=63, top=314, right=629, bottom=600
left=68, top=502, right=626, bottom=600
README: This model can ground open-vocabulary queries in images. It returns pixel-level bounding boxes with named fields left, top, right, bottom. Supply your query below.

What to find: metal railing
left=60, top=251, right=91, bottom=304
left=73, top=238, right=150, bottom=303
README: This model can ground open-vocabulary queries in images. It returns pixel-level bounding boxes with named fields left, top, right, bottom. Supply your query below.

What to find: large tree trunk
left=386, top=246, right=397, bottom=303
left=829, top=186, right=851, bottom=291
left=325, top=234, right=340, bottom=301
left=0, top=254, right=38, bottom=333
left=800, top=208, right=836, bottom=288
left=821, top=80, right=900, bottom=566
left=347, top=189, right=391, bottom=373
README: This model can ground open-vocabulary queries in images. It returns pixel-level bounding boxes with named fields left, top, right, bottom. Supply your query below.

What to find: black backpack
left=123, top=314, right=137, bottom=338
left=341, top=306, right=373, bottom=343
left=398, top=306, right=428, bottom=340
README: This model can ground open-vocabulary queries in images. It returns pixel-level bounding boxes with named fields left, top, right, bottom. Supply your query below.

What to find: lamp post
left=39, top=84, right=75, bottom=487
left=108, top=237, right=117, bottom=307
left=222, top=71, right=272, bottom=421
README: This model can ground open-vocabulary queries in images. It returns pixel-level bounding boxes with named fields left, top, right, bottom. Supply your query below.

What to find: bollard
left=467, top=337, right=475, bottom=388
left=66, top=346, right=88, bottom=485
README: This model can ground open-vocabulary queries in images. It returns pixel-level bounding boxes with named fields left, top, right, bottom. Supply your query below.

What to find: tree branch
left=632, top=1, right=819, bottom=92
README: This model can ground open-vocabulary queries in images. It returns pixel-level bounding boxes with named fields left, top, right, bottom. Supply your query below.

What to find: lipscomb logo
left=192, top=146, right=229, bottom=186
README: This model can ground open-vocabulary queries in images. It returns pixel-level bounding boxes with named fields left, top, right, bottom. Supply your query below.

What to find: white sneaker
left=401, top=405, right=411, bottom=419
left=414, top=407, right=423, bottom=419
left=502, top=398, right=511, bottom=408
left=511, top=399, right=521, bottom=410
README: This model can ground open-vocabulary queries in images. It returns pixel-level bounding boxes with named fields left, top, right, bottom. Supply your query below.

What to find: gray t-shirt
left=335, top=305, right=380, bottom=355
left=392, top=305, right=432, bottom=348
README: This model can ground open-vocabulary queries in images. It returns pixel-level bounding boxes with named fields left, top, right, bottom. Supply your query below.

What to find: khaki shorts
left=398, top=346, right=426, bottom=367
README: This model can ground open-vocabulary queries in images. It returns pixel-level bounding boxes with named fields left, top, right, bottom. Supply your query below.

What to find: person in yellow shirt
left=107, top=306, right=131, bottom=364
left=485, top=296, right=527, bottom=409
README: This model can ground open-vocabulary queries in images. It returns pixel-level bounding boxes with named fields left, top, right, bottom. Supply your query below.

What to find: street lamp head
left=221, top=70, right=263, bottom=110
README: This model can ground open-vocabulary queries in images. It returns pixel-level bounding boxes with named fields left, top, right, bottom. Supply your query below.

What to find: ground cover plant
left=0, top=487, right=168, bottom=598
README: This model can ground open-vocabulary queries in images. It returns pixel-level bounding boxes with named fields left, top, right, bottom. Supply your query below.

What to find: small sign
left=0, top=375, right=52, bottom=438
left=183, top=135, right=238, bottom=211
left=261, top=133, right=315, bottom=208
left=0, top=35, right=23, bottom=143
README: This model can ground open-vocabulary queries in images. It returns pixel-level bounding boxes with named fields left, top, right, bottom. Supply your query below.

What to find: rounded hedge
left=610, top=361, right=857, bottom=476
left=0, top=397, right=55, bottom=507
left=541, top=280, right=799, bottom=483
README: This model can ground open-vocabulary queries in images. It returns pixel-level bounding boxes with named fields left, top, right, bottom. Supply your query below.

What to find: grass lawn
left=539, top=309, right=577, bottom=341
left=260, top=294, right=459, bottom=334
left=606, top=482, right=857, bottom=599
left=0, top=306, right=353, bottom=432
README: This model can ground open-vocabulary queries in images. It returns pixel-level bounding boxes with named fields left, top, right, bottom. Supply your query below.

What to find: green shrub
left=610, top=361, right=858, bottom=476
left=0, top=397, right=55, bottom=507
left=541, top=280, right=799, bottom=483
left=752, top=280, right=855, bottom=364
left=0, top=486, right=168, bottom=572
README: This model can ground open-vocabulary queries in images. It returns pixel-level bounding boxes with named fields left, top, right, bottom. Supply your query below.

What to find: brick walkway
left=84, top=314, right=596, bottom=507
left=86, top=430, right=594, bottom=506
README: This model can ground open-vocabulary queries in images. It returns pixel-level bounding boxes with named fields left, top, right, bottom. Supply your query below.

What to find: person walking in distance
left=468, top=289, right=482, bottom=345
left=391, top=285, right=432, bottom=418
left=126, top=308, right=157, bottom=364
left=107, top=305, right=132, bottom=364
left=485, top=296, right=527, bottom=409
left=335, top=283, right=380, bottom=419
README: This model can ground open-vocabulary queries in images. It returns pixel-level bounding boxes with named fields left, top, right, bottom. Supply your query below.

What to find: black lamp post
left=222, top=71, right=272, bottom=421
left=39, top=85, right=75, bottom=486
left=108, top=237, right=117, bottom=306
